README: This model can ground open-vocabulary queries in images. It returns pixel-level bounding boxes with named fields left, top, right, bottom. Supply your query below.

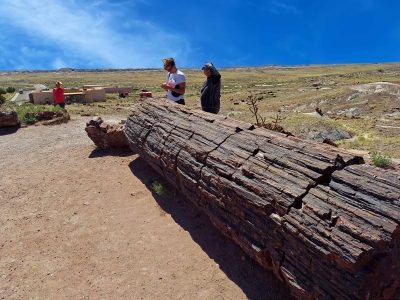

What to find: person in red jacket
left=53, top=81, right=65, bottom=109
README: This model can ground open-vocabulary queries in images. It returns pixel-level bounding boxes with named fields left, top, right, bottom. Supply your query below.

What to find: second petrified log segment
left=124, top=99, right=400, bottom=300
left=85, top=116, right=128, bottom=149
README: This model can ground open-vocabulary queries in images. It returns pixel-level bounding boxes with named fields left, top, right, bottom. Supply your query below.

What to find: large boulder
left=0, top=110, right=20, bottom=128
left=311, top=128, right=352, bottom=141
left=85, top=116, right=128, bottom=149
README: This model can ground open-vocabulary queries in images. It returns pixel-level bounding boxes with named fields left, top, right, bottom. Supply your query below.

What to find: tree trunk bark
left=124, top=99, right=400, bottom=300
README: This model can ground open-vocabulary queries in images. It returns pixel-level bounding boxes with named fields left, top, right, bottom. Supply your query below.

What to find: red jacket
left=53, top=87, right=65, bottom=104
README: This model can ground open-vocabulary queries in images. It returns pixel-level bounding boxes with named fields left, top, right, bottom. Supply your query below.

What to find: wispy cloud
left=259, top=0, right=302, bottom=15
left=0, top=0, right=397, bottom=70
left=0, top=0, right=192, bottom=69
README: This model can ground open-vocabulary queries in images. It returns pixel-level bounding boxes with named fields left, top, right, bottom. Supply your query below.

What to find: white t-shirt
left=165, top=70, right=186, bottom=101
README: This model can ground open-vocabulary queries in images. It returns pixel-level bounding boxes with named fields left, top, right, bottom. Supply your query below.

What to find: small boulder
left=85, top=116, right=128, bottom=149
left=0, top=110, right=20, bottom=128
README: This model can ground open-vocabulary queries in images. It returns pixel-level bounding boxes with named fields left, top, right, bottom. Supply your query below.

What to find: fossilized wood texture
left=0, top=110, right=20, bottom=127
left=124, top=99, right=400, bottom=300
left=85, top=116, right=128, bottom=149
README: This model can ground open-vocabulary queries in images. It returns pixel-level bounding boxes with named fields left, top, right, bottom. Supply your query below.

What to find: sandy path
left=0, top=116, right=293, bottom=300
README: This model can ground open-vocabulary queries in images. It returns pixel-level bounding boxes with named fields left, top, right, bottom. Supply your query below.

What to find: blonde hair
left=162, top=57, right=175, bottom=68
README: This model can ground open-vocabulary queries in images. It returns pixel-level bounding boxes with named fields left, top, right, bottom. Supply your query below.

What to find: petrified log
left=124, top=99, right=400, bottom=300
left=85, top=116, right=128, bottom=149
left=0, top=110, right=20, bottom=127
left=25, top=111, right=64, bottom=121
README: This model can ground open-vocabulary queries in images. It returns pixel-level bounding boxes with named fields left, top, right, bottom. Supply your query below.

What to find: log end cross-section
left=124, top=99, right=400, bottom=300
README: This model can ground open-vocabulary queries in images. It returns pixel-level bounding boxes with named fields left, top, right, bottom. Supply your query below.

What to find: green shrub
left=370, top=151, right=392, bottom=167
left=9, top=103, right=63, bottom=125
left=151, top=181, right=166, bottom=196
left=6, top=87, right=16, bottom=93
left=24, top=114, right=37, bottom=125
left=53, top=105, right=64, bottom=112
left=0, top=94, right=5, bottom=105
left=0, top=88, right=6, bottom=94
left=357, top=136, right=366, bottom=142
left=146, top=178, right=166, bottom=196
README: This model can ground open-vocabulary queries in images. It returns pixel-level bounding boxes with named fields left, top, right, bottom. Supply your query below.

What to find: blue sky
left=0, top=0, right=398, bottom=70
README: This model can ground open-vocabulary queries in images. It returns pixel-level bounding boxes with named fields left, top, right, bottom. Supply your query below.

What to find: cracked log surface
left=124, top=99, right=400, bottom=300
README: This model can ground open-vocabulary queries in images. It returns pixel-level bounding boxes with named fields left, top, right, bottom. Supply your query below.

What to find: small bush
left=357, top=136, right=366, bottom=142
left=151, top=181, right=166, bottom=196
left=10, top=103, right=63, bottom=125
left=0, top=94, right=5, bottom=105
left=6, top=87, right=16, bottom=93
left=0, top=88, right=6, bottom=94
left=146, top=178, right=166, bottom=196
left=53, top=105, right=64, bottom=112
left=370, top=151, right=392, bottom=167
left=24, top=114, right=37, bottom=125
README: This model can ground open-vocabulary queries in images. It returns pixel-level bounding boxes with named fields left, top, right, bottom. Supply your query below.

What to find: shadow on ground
left=128, top=156, right=295, bottom=300
left=88, top=147, right=134, bottom=158
left=0, top=126, right=19, bottom=136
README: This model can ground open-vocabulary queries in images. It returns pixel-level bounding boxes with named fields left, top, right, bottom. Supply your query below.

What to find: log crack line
left=199, top=129, right=250, bottom=180
left=286, top=183, right=316, bottom=214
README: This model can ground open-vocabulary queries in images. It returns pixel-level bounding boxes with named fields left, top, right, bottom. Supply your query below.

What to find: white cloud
left=0, top=0, right=192, bottom=69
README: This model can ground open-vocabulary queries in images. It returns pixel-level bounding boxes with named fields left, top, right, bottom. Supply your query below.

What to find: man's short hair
left=162, top=57, right=175, bottom=68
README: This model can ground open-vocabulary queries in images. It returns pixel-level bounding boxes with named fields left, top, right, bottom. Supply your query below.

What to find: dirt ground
left=0, top=115, right=294, bottom=300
